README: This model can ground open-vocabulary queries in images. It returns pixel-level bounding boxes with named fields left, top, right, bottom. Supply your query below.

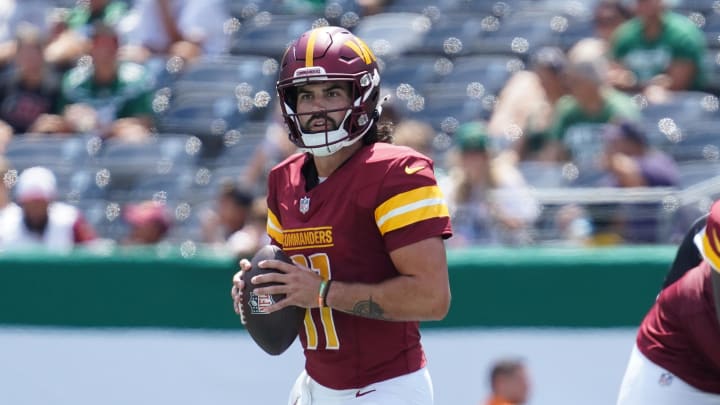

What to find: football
left=241, top=244, right=305, bottom=355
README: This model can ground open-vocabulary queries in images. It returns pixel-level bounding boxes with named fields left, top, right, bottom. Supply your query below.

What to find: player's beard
left=301, top=112, right=340, bottom=133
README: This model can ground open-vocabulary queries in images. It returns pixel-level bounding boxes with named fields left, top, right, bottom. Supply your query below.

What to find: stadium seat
left=176, top=54, right=276, bottom=92
left=407, top=12, right=486, bottom=56
left=94, top=136, right=199, bottom=198
left=378, top=55, right=441, bottom=94
left=99, top=135, right=198, bottom=169
left=676, top=160, right=720, bottom=187
left=226, top=0, right=272, bottom=20
left=4, top=135, right=88, bottom=173
left=353, top=12, right=430, bottom=57
left=162, top=55, right=276, bottom=130
left=213, top=128, right=266, bottom=168
left=72, top=198, right=129, bottom=241
left=229, top=14, right=316, bottom=58
left=641, top=91, right=720, bottom=126
left=450, top=0, right=522, bottom=15
left=227, top=0, right=357, bottom=19
left=395, top=83, right=486, bottom=132
left=127, top=169, right=197, bottom=204
left=156, top=91, right=247, bottom=149
left=143, top=56, right=181, bottom=89
left=702, top=51, right=720, bottom=93
left=385, top=0, right=460, bottom=13
left=62, top=168, right=110, bottom=202
left=553, top=13, right=595, bottom=51
left=675, top=0, right=717, bottom=16
left=517, top=161, right=568, bottom=188
left=652, top=120, right=720, bottom=162
left=164, top=199, right=212, bottom=244
left=465, top=10, right=557, bottom=55
left=431, top=54, right=522, bottom=96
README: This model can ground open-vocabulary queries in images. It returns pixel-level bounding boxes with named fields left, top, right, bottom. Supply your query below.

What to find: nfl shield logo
left=249, top=292, right=275, bottom=315
left=299, top=196, right=311, bottom=214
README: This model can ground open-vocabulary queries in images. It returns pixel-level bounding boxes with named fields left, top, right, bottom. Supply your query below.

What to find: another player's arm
left=662, top=213, right=707, bottom=289
left=325, top=236, right=450, bottom=321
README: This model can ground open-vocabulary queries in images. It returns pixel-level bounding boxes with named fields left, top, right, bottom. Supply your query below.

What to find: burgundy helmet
left=276, top=26, right=382, bottom=156
left=698, top=199, right=720, bottom=271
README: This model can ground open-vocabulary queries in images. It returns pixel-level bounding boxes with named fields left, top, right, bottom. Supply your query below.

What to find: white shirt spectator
left=0, top=0, right=49, bottom=42
left=0, top=166, right=96, bottom=253
left=0, top=201, right=81, bottom=253
left=121, top=0, right=229, bottom=55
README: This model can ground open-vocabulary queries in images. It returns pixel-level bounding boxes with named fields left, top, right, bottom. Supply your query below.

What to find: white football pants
left=287, top=367, right=433, bottom=405
left=617, top=344, right=720, bottom=405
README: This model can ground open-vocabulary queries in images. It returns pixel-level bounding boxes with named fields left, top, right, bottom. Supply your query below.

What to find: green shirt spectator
left=45, top=1, right=129, bottom=70
left=611, top=11, right=706, bottom=91
left=66, top=0, right=128, bottom=33
left=60, top=61, right=154, bottom=125
left=550, top=89, right=639, bottom=142
left=59, top=22, right=155, bottom=141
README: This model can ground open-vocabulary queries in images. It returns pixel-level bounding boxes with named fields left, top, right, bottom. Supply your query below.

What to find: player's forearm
left=325, top=275, right=450, bottom=322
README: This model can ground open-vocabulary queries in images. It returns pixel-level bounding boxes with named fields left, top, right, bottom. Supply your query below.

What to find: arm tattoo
left=351, top=296, right=387, bottom=320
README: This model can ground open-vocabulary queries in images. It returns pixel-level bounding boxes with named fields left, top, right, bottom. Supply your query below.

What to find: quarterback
left=231, top=26, right=452, bottom=405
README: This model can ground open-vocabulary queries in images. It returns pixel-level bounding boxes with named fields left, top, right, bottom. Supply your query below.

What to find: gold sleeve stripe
left=375, top=186, right=444, bottom=222
left=703, top=227, right=720, bottom=272
left=266, top=209, right=284, bottom=244
left=375, top=186, right=449, bottom=235
left=305, top=29, right=319, bottom=67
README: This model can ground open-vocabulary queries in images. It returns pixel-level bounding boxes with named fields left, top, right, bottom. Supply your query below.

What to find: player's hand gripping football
left=231, top=257, right=324, bottom=318
left=231, top=259, right=252, bottom=324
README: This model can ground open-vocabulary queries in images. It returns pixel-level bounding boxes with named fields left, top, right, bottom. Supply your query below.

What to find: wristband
left=318, top=279, right=333, bottom=308
left=318, top=279, right=328, bottom=308
left=321, top=280, right=333, bottom=308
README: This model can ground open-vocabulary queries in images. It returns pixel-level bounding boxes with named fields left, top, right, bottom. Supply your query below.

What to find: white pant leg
left=352, top=367, right=434, bottom=405
left=288, top=371, right=312, bottom=405
left=288, top=368, right=434, bottom=405
left=617, top=344, right=720, bottom=405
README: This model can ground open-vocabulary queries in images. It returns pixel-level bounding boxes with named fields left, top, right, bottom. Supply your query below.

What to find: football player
left=616, top=199, right=720, bottom=404
left=231, top=26, right=452, bottom=404
left=661, top=212, right=708, bottom=289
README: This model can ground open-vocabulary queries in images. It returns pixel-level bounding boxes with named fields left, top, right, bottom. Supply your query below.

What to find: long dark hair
left=362, top=105, right=394, bottom=145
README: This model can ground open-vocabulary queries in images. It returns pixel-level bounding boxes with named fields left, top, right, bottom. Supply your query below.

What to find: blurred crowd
left=0, top=0, right=718, bottom=256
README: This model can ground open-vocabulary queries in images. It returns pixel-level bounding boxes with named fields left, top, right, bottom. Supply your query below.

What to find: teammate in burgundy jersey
left=616, top=199, right=720, bottom=405
left=231, top=26, right=452, bottom=404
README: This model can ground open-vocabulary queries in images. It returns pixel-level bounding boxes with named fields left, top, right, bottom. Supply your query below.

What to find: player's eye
left=327, top=90, right=343, bottom=98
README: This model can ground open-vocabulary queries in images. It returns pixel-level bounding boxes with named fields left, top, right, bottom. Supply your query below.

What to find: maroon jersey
left=266, top=143, right=452, bottom=390
left=637, top=262, right=720, bottom=393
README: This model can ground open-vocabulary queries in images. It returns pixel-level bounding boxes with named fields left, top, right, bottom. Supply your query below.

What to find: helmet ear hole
left=284, top=87, right=298, bottom=111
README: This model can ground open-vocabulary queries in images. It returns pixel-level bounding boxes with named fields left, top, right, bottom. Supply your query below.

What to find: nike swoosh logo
left=404, top=165, right=425, bottom=175
left=355, top=389, right=376, bottom=397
